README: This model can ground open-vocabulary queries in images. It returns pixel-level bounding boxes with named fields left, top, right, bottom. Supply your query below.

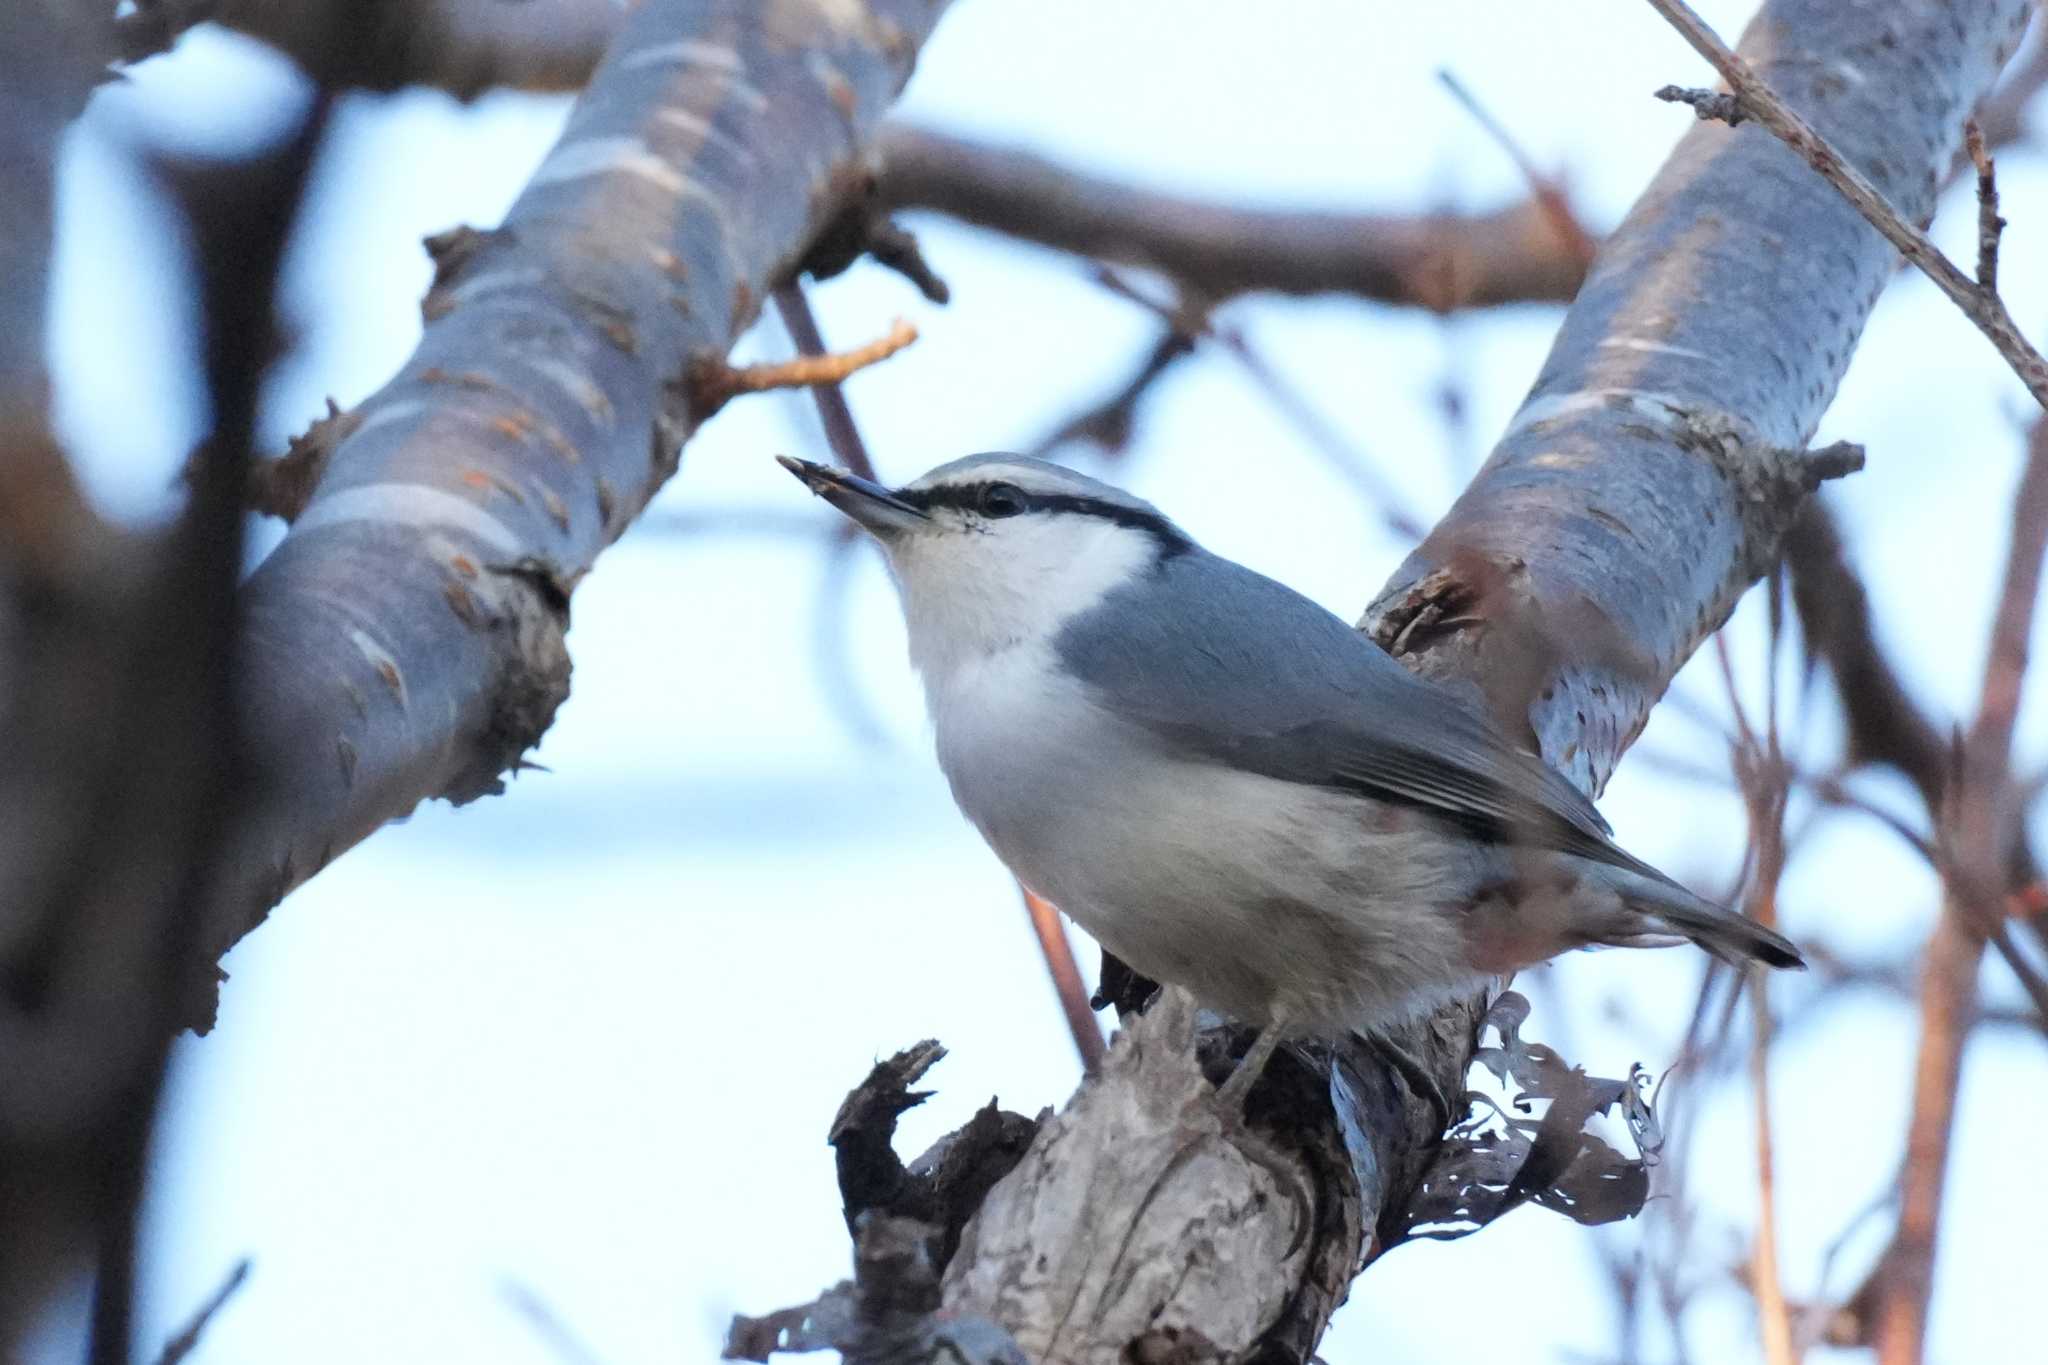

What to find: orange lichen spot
left=541, top=487, right=571, bottom=531
left=420, top=366, right=451, bottom=384
left=825, top=71, right=858, bottom=119
left=443, top=580, right=480, bottom=626
left=491, top=413, right=534, bottom=439
left=375, top=659, right=403, bottom=697
left=449, top=553, right=479, bottom=579
left=461, top=468, right=495, bottom=493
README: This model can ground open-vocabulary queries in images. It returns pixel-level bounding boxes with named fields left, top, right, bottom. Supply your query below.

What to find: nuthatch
left=781, top=453, right=1802, bottom=1112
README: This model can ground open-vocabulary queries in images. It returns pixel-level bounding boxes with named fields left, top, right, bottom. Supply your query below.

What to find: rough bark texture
left=203, top=0, right=950, bottom=1029
left=911, top=2, right=2031, bottom=1360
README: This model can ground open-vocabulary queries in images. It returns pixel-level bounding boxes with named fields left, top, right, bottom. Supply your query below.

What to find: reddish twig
left=1876, top=422, right=2048, bottom=1365
left=1020, top=886, right=1107, bottom=1074
left=1644, top=0, right=2048, bottom=411
left=698, top=304, right=916, bottom=432
left=1437, top=68, right=1599, bottom=270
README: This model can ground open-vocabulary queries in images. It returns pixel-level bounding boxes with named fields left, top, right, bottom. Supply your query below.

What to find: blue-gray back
left=1053, top=547, right=1660, bottom=875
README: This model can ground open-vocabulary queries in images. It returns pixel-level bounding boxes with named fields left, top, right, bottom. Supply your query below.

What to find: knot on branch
left=802, top=181, right=952, bottom=303
left=430, top=556, right=574, bottom=806
left=420, top=224, right=507, bottom=321
left=1654, top=83, right=1748, bottom=126
left=1668, top=408, right=1865, bottom=573
left=236, top=399, right=360, bottom=522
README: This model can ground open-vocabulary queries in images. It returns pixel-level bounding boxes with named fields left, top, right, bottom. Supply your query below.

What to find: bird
left=777, top=452, right=1803, bottom=1114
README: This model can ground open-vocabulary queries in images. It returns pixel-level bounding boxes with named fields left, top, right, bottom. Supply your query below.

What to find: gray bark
left=202, top=0, right=950, bottom=1028
left=910, top=2, right=2034, bottom=1360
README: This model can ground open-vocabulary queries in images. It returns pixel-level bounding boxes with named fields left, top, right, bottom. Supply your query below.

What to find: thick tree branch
left=873, top=124, right=1593, bottom=311
left=204, top=0, right=950, bottom=1029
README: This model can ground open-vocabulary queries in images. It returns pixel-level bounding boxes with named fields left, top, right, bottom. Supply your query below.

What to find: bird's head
left=778, top=452, right=1190, bottom=677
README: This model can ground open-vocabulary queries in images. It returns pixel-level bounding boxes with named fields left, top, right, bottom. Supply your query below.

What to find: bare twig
left=1877, top=421, right=2048, bottom=1365
left=501, top=1279, right=609, bottom=1365
left=153, top=1260, right=252, bottom=1365
left=1783, top=502, right=2048, bottom=1015
left=1438, top=69, right=1600, bottom=270
left=696, top=310, right=916, bottom=425
left=1720, top=615, right=1798, bottom=1365
left=1027, top=329, right=1195, bottom=460
left=1087, top=267, right=1429, bottom=540
left=1966, top=120, right=2005, bottom=294
left=1644, top=0, right=2048, bottom=410
left=1020, top=887, right=1106, bottom=1074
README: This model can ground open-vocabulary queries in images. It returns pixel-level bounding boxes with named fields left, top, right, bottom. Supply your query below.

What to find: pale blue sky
left=31, top=3, right=2048, bottom=1361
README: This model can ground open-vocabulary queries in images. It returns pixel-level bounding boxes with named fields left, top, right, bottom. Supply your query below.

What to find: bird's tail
left=1594, top=861, right=1805, bottom=970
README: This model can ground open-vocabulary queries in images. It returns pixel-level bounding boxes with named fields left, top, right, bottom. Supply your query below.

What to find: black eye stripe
left=894, top=481, right=1192, bottom=554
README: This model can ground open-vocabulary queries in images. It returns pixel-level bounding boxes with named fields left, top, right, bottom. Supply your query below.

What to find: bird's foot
left=1211, top=1025, right=1284, bottom=1115
left=1363, top=1030, right=1461, bottom=1135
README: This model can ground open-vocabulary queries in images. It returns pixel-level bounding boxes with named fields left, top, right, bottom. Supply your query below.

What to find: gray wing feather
left=1056, top=549, right=1653, bottom=875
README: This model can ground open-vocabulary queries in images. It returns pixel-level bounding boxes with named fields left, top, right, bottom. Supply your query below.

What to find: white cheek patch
left=893, top=516, right=1158, bottom=683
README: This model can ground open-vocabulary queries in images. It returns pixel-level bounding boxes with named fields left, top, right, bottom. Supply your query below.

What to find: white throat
left=886, top=516, right=1158, bottom=684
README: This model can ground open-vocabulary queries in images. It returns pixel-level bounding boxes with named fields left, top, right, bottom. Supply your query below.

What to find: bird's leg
left=1213, top=1022, right=1286, bottom=1113
left=1364, top=1030, right=1459, bottom=1134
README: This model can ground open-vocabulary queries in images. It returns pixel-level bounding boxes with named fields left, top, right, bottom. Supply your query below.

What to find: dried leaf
left=1391, top=991, right=1660, bottom=1243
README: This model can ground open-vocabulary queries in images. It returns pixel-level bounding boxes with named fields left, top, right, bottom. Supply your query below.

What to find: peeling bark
left=203, top=0, right=951, bottom=1029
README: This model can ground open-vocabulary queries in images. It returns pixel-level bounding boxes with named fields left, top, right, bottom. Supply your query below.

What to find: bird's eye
left=979, top=482, right=1027, bottom=519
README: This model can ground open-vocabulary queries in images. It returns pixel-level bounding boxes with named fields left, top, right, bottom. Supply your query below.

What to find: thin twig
left=1027, top=329, right=1196, bottom=460
left=1644, top=0, right=2048, bottom=411
left=700, top=307, right=916, bottom=426
left=1966, top=119, right=2005, bottom=295
left=1784, top=502, right=2048, bottom=1006
left=1721, top=615, right=1798, bottom=1365
left=1877, top=422, right=2048, bottom=1364
left=1088, top=266, right=1429, bottom=540
left=1438, top=69, right=1599, bottom=269
left=768, top=283, right=889, bottom=482
left=501, top=1279, right=609, bottom=1365
left=152, top=1260, right=252, bottom=1365
left=1021, top=887, right=1107, bottom=1074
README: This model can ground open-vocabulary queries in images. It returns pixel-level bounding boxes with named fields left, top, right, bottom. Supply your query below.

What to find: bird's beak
left=776, top=455, right=930, bottom=537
